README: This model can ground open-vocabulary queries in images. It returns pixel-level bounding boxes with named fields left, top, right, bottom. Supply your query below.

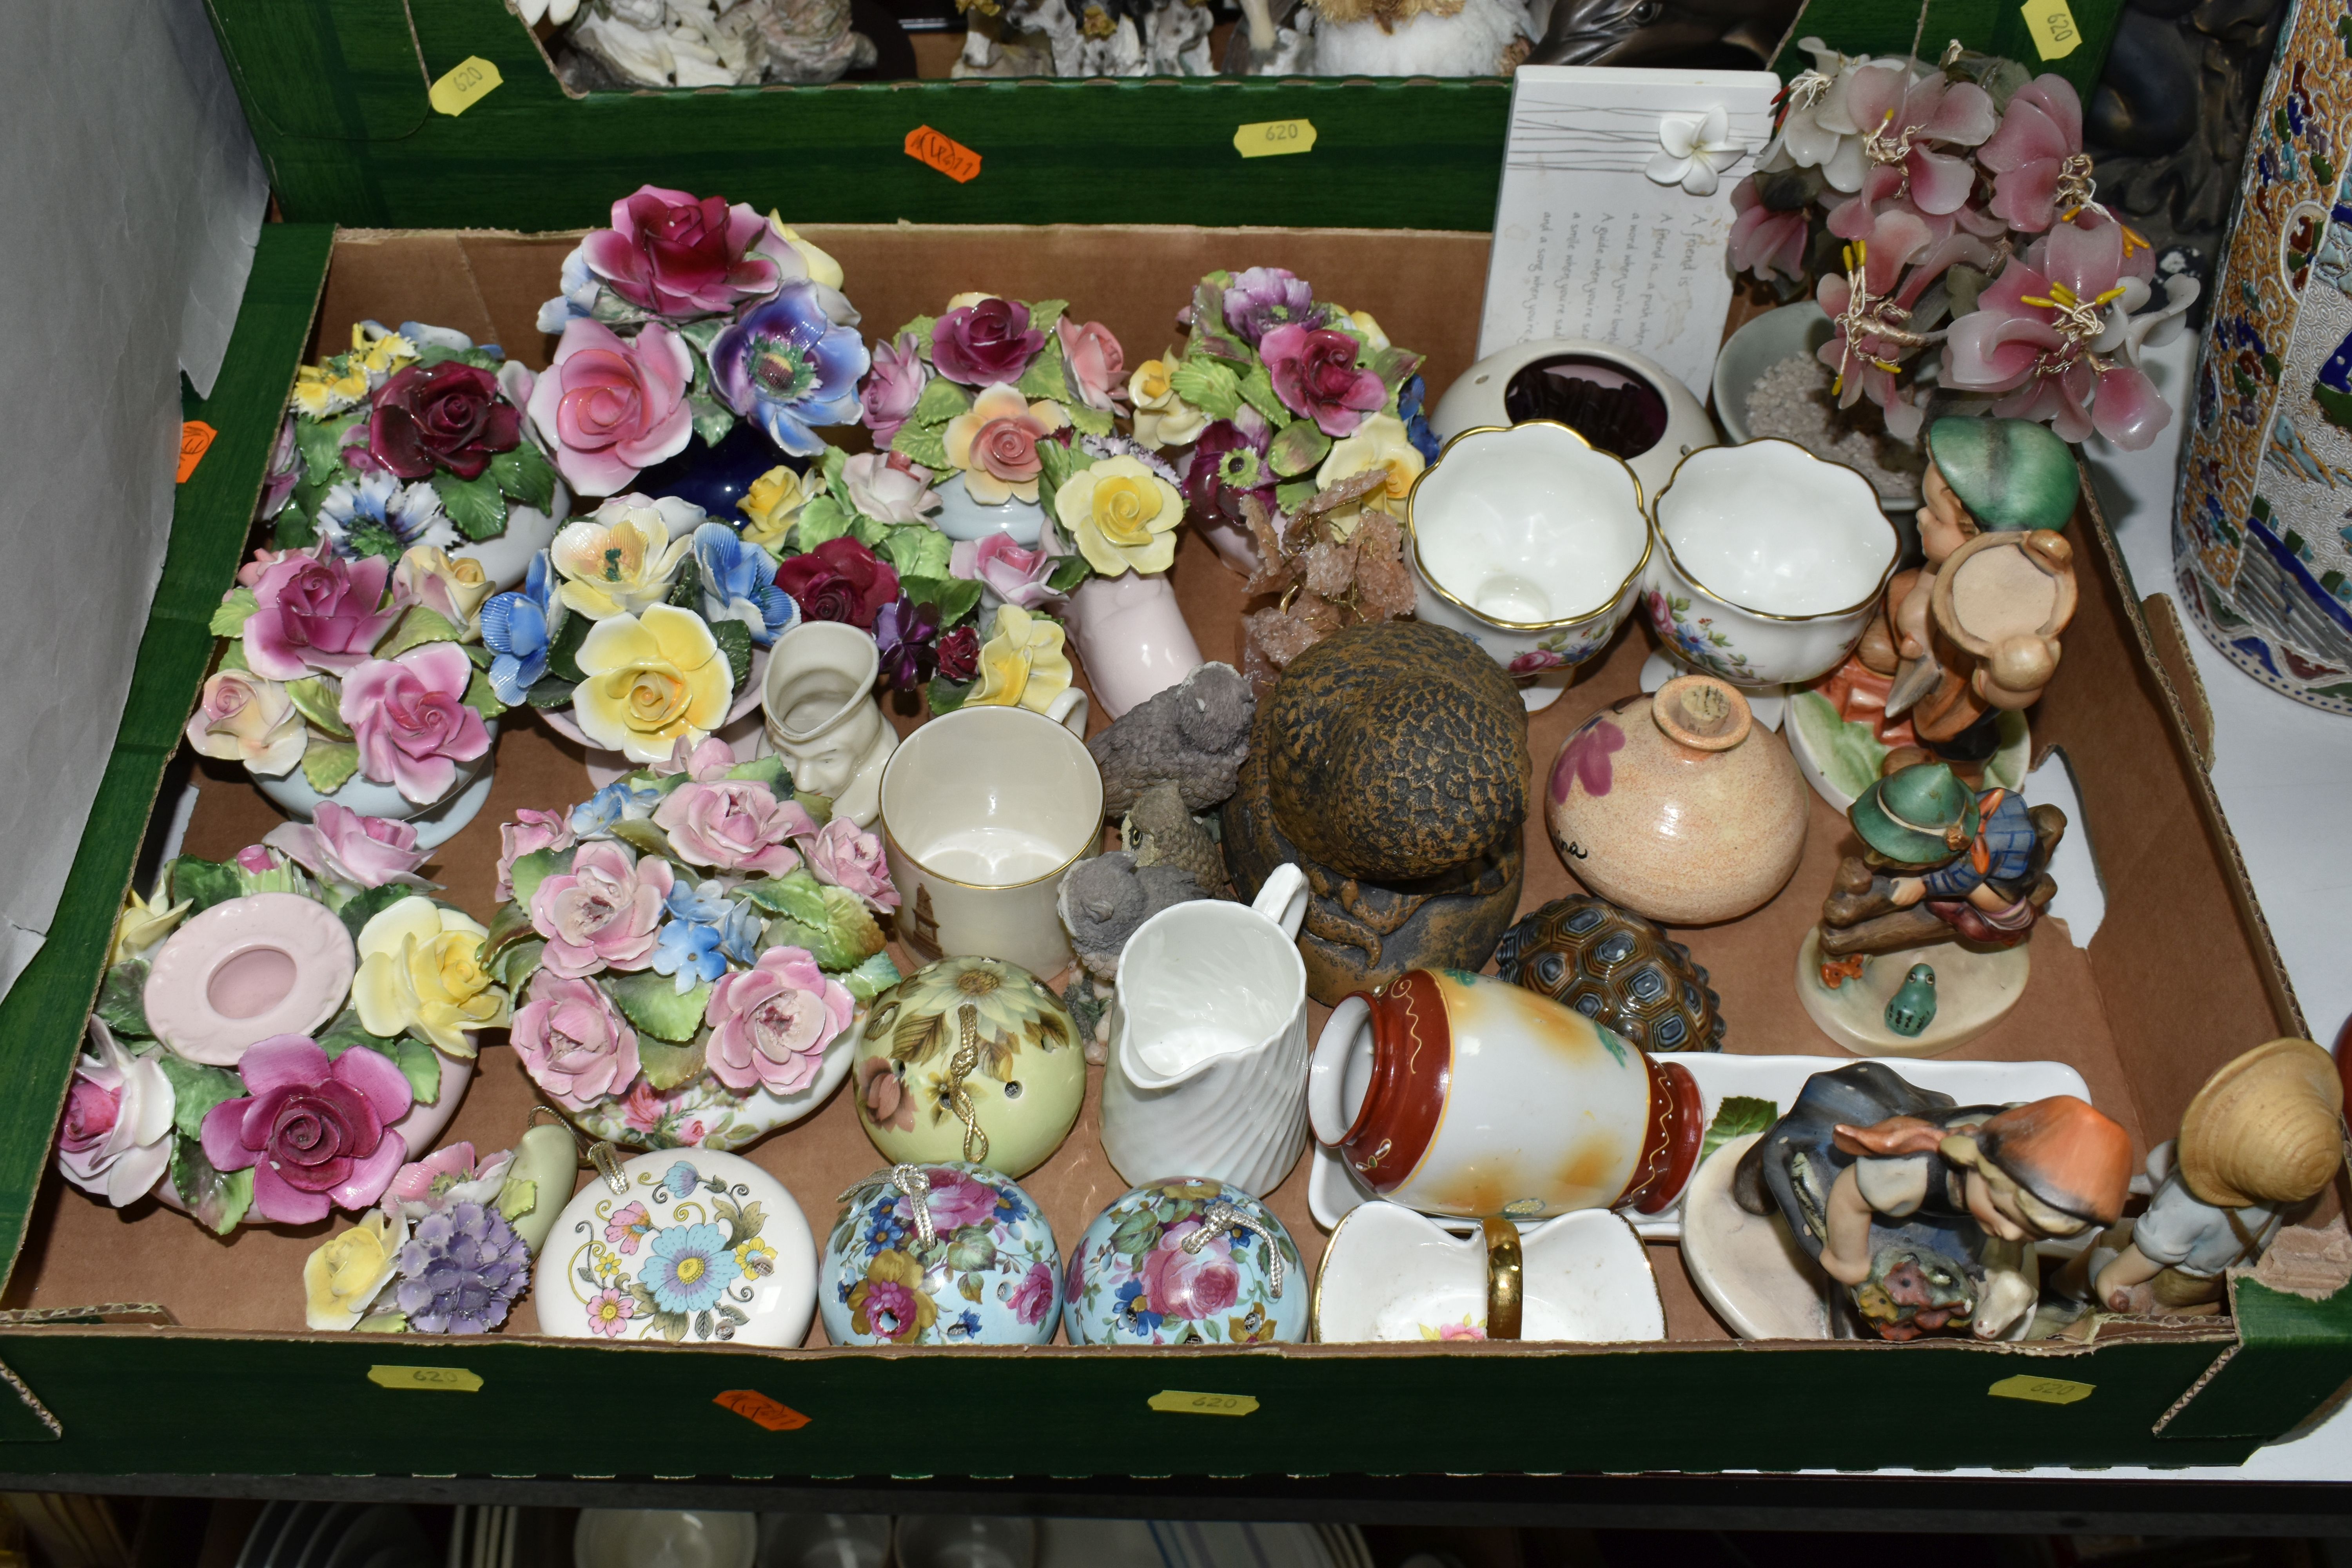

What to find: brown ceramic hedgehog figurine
left=1222, top=619, right=1529, bottom=1003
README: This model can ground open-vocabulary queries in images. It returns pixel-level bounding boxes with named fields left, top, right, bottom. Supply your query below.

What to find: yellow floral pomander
left=352, top=895, right=509, bottom=1057
left=968, top=605, right=1074, bottom=716
left=1055, top=456, right=1182, bottom=577
left=571, top=603, right=736, bottom=764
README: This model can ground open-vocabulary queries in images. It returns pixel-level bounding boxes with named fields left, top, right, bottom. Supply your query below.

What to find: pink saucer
left=143, top=894, right=356, bottom=1067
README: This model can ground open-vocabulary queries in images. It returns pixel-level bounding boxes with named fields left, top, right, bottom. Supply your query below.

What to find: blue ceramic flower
left=535, top=247, right=599, bottom=336
left=480, top=555, right=556, bottom=705
left=1113, top=1278, right=1164, bottom=1337
left=643, top=1221, right=740, bottom=1314
left=664, top=878, right=733, bottom=929
left=691, top=522, right=799, bottom=647
left=708, top=284, right=869, bottom=458
left=943, top=1307, right=984, bottom=1341
left=650, top=916, right=727, bottom=991
left=317, top=470, right=454, bottom=561
left=716, top=898, right=768, bottom=968
left=664, top=1160, right=702, bottom=1198
left=1398, top=374, right=1441, bottom=464
left=570, top=775, right=665, bottom=839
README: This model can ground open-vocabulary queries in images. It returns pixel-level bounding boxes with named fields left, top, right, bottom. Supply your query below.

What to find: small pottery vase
left=1428, top=339, right=1718, bottom=503
left=878, top=704, right=1101, bottom=976
left=561, top=1029, right=861, bottom=1152
left=1644, top=439, right=1899, bottom=689
left=932, top=471, right=1045, bottom=546
left=1099, top=864, right=1312, bottom=1196
left=252, top=719, right=499, bottom=853
left=1063, top=1177, right=1307, bottom=1345
left=1312, top=1201, right=1664, bottom=1344
left=760, top=621, right=896, bottom=826
left=1222, top=620, right=1527, bottom=1003
left=143, top=893, right=355, bottom=1065
left=850, top=956, right=1085, bottom=1178
left=819, top=1162, right=1062, bottom=1345
left=1308, top=968, right=1703, bottom=1220
left=538, top=1147, right=816, bottom=1347
left=1545, top=677, right=1807, bottom=925
left=633, top=422, right=804, bottom=519
left=1405, top=421, right=1651, bottom=711
left=1062, top=570, right=1205, bottom=721
left=1492, top=896, right=1726, bottom=1052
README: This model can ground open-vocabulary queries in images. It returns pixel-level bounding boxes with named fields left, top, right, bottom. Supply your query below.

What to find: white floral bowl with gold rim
left=1643, top=439, right=1898, bottom=689
left=1405, top=422, right=1651, bottom=712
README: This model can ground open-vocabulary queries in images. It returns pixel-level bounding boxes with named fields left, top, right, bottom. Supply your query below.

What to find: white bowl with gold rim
left=1643, top=439, right=1898, bottom=689
left=1405, top=422, right=1651, bottom=711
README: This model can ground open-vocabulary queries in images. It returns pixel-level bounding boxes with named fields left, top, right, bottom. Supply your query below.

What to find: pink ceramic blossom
left=263, top=802, right=432, bottom=891
left=840, top=452, right=937, bottom=525
left=807, top=816, right=899, bottom=911
left=1942, top=217, right=2169, bottom=449
left=1834, top=66, right=1996, bottom=218
left=1058, top=318, right=1128, bottom=412
left=1260, top=324, right=1385, bottom=437
left=530, top=840, right=673, bottom=977
left=950, top=532, right=1059, bottom=611
left=338, top=643, right=492, bottom=804
left=526, top=319, right=694, bottom=497
left=242, top=548, right=407, bottom=681
left=1729, top=176, right=1809, bottom=282
left=387, top=1140, right=515, bottom=1218
left=1976, top=76, right=2087, bottom=235
left=653, top=779, right=815, bottom=877
left=581, top=186, right=788, bottom=320
left=861, top=332, right=928, bottom=445
left=57, top=1021, right=173, bottom=1207
left=511, top=974, right=643, bottom=1110
left=703, top=945, right=854, bottom=1098
left=1139, top=1219, right=1240, bottom=1319
left=198, top=1034, right=414, bottom=1225
left=495, top=807, right=576, bottom=902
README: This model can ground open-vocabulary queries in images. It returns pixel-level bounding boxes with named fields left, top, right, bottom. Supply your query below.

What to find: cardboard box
left=199, top=0, right=2121, bottom=232
left=0, top=223, right=2340, bottom=1480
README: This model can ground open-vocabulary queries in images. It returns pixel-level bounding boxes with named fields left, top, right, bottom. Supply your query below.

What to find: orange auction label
left=715, top=1389, right=810, bottom=1431
left=905, top=126, right=982, bottom=184
left=177, top=421, right=218, bottom=483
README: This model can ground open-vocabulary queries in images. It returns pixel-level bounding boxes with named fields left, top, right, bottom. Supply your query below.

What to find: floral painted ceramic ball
left=1064, top=1178, right=1307, bottom=1347
left=820, top=1162, right=1062, bottom=1346
left=851, top=956, right=1084, bottom=1178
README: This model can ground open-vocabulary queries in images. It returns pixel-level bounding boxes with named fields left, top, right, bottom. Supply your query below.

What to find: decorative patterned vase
left=1492, top=895, right=1726, bottom=1052
left=1307, top=967, right=1704, bottom=1221
left=1545, top=676, right=1807, bottom=925
left=1063, top=1177, right=1307, bottom=1346
left=819, top=1163, right=1062, bottom=1345
left=2174, top=0, right=2352, bottom=714
left=849, top=956, right=1085, bottom=1178
left=539, top=1147, right=816, bottom=1347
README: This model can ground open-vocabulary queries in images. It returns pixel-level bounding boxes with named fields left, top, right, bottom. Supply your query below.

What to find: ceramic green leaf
left=1268, top=418, right=1332, bottom=479
left=488, top=441, right=556, bottom=511
left=496, top=1178, right=537, bottom=1225
left=296, top=412, right=360, bottom=485
left=819, top=885, right=886, bottom=967
left=1238, top=363, right=1289, bottom=426
left=377, top=606, right=466, bottom=659
left=155, top=1055, right=243, bottom=1142
left=608, top=969, right=712, bottom=1043
left=94, top=961, right=152, bottom=1040
left=685, top=392, right=734, bottom=450
left=636, top=1036, right=709, bottom=1092
left=503, top=847, right=573, bottom=909
left=1699, top=1096, right=1780, bottom=1165
left=216, top=640, right=250, bottom=674
left=880, top=524, right=951, bottom=582
left=1027, top=298, right=1069, bottom=338
left=891, top=420, right=951, bottom=471
left=1275, top=478, right=1317, bottom=514
left=283, top=677, right=351, bottom=738
left=1365, top=345, right=1426, bottom=393
left=209, top=587, right=259, bottom=637
left=926, top=675, right=973, bottom=716
left=489, top=937, right=543, bottom=995
left=664, top=555, right=703, bottom=610
left=723, top=754, right=789, bottom=792
left=1035, top=438, right=1094, bottom=500
left=333, top=883, right=414, bottom=944
left=1066, top=402, right=1112, bottom=437
left=842, top=951, right=904, bottom=1006
left=605, top=818, right=671, bottom=858
left=430, top=467, right=508, bottom=542
left=1170, top=358, right=1242, bottom=420
left=301, top=740, right=361, bottom=797
left=1046, top=554, right=1091, bottom=593
left=895, top=314, right=938, bottom=348
left=740, top=867, right=830, bottom=926
left=909, top=375, right=973, bottom=426
left=384, top=1033, right=446, bottom=1094
left=170, top=1138, right=254, bottom=1235
left=462, top=666, right=505, bottom=720
left=1016, top=348, right=1073, bottom=406
left=899, top=573, right=982, bottom=628
left=165, top=856, right=243, bottom=915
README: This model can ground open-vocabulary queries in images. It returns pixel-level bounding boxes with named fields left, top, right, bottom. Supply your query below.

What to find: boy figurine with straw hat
left=2060, top=1039, right=2345, bottom=1314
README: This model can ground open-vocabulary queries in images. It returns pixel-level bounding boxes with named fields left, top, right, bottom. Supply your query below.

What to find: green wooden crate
left=200, top=0, right=2120, bottom=234
left=0, top=223, right=2342, bottom=1479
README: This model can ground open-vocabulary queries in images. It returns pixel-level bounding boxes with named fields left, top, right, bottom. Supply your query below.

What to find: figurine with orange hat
left=2057, top=1039, right=2345, bottom=1314
left=1734, top=1061, right=2132, bottom=1340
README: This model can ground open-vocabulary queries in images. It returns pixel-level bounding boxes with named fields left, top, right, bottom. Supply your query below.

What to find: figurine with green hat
left=1817, top=759, right=2067, bottom=961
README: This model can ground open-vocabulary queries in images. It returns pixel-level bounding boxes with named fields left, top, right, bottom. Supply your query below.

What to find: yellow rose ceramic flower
left=1128, top=356, right=1208, bottom=450
left=549, top=499, right=696, bottom=620
left=394, top=546, right=492, bottom=638
left=768, top=216, right=846, bottom=291
left=1056, top=456, right=1182, bottom=576
left=353, top=895, right=509, bottom=1056
left=303, top=1207, right=407, bottom=1331
left=1345, top=309, right=1391, bottom=350
left=969, top=604, right=1074, bottom=715
left=1315, top=412, right=1425, bottom=535
left=572, top=603, right=734, bottom=763
left=111, top=887, right=191, bottom=967
left=737, top=465, right=809, bottom=549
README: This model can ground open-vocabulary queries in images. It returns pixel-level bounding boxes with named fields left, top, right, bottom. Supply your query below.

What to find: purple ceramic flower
left=861, top=332, right=929, bottom=445
left=394, top=1200, right=532, bottom=1334
left=931, top=298, right=1044, bottom=386
left=1222, top=267, right=1328, bottom=347
left=199, top=1034, right=415, bottom=1225
left=1184, top=410, right=1276, bottom=523
left=872, top=595, right=941, bottom=690
left=708, top=283, right=869, bottom=458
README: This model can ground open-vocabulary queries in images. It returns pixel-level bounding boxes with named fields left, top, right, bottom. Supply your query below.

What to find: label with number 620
left=1149, top=1389, right=1260, bottom=1416
left=1234, top=120, right=1317, bottom=159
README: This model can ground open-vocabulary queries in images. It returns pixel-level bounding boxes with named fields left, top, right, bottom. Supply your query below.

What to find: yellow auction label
left=2020, top=0, right=2082, bottom=60
left=1234, top=120, right=1317, bottom=159
left=428, top=56, right=504, bottom=116
left=1987, top=1374, right=2094, bottom=1406
left=368, top=1365, right=483, bottom=1393
left=1149, top=1389, right=1259, bottom=1417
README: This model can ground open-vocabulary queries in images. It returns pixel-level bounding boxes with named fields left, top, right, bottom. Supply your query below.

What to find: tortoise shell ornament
left=1222, top=620, right=1529, bottom=1004
left=1493, top=896, right=1726, bottom=1053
